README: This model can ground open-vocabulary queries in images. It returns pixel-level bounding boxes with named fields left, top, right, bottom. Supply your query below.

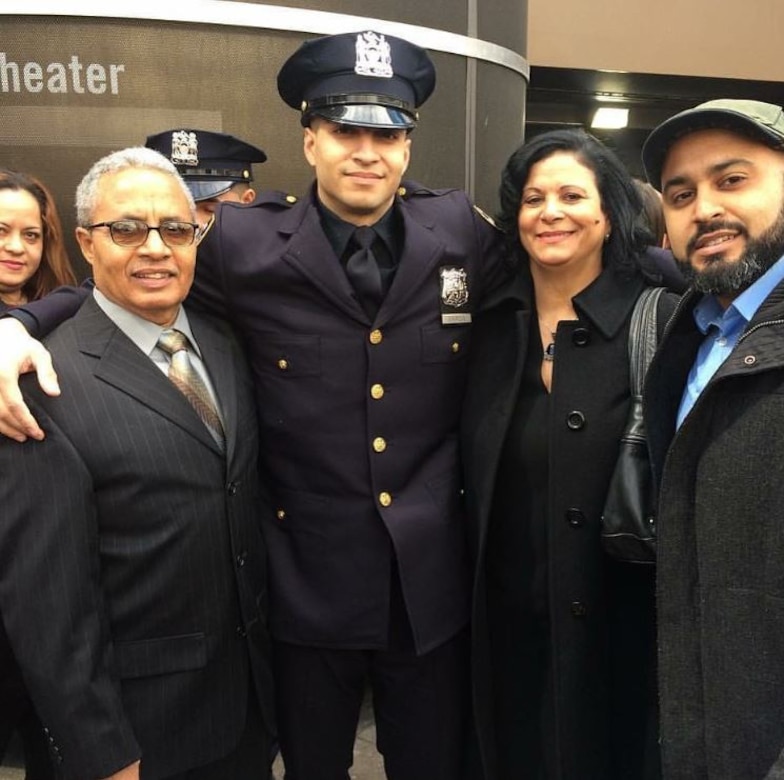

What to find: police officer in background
left=145, top=128, right=266, bottom=227
left=0, top=30, right=510, bottom=780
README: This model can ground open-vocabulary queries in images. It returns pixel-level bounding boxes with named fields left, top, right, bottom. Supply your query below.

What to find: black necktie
left=345, top=225, right=383, bottom=318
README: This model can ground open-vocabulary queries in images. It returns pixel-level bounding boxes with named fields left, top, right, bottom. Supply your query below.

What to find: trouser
left=272, top=631, right=469, bottom=780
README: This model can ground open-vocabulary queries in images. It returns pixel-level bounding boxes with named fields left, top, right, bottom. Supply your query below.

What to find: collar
left=316, top=195, right=398, bottom=260
left=571, top=267, right=647, bottom=340
left=497, top=264, right=647, bottom=338
left=494, top=260, right=645, bottom=339
left=691, top=253, right=784, bottom=335
left=92, top=289, right=200, bottom=358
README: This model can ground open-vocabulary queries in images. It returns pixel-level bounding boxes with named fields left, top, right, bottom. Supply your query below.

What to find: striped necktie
left=157, top=328, right=225, bottom=451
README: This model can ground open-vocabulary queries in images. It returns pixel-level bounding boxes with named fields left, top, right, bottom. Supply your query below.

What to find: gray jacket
left=646, top=282, right=784, bottom=780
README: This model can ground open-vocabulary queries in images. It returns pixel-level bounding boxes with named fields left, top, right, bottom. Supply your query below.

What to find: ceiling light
left=591, top=107, right=629, bottom=129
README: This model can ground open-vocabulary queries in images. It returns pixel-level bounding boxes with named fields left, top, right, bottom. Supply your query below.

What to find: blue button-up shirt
left=677, top=255, right=784, bottom=427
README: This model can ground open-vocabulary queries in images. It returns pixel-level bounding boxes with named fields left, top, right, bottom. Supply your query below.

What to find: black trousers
left=272, top=630, right=468, bottom=780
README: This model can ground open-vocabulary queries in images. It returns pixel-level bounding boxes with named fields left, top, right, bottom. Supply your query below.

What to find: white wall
left=528, top=0, right=784, bottom=80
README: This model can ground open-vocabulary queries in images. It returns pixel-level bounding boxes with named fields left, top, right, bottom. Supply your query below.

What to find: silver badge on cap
left=171, top=131, right=198, bottom=167
left=439, top=266, right=472, bottom=325
left=355, top=31, right=393, bottom=79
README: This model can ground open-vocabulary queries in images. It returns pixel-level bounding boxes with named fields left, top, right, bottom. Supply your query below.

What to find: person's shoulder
left=184, top=304, right=235, bottom=340
left=219, top=189, right=300, bottom=220
left=398, top=180, right=498, bottom=227
left=212, top=189, right=299, bottom=222
left=397, top=180, right=460, bottom=199
left=40, top=294, right=96, bottom=350
left=638, top=246, right=687, bottom=294
left=397, top=181, right=471, bottom=209
left=199, top=190, right=301, bottom=245
left=245, top=189, right=300, bottom=210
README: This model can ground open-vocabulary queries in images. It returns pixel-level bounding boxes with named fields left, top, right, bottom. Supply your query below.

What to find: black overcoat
left=461, top=265, right=676, bottom=780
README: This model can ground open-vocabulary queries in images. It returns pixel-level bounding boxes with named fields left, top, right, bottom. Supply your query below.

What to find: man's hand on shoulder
left=0, top=318, right=59, bottom=442
left=100, top=760, right=141, bottom=780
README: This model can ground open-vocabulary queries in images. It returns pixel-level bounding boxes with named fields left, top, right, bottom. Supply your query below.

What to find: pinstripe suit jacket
left=0, top=296, right=273, bottom=779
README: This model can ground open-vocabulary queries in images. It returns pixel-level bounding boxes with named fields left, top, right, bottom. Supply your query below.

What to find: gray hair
left=75, top=147, right=195, bottom=226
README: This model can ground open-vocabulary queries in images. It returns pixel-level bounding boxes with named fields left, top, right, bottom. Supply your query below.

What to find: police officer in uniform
left=145, top=128, right=266, bottom=227
left=0, top=29, right=511, bottom=780
left=191, top=31, right=509, bottom=780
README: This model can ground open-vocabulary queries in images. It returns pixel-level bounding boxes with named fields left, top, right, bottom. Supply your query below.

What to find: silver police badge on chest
left=439, top=266, right=472, bottom=325
left=355, top=32, right=394, bottom=78
left=171, top=131, right=198, bottom=167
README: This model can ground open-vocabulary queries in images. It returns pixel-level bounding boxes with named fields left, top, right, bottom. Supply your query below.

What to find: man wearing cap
left=0, top=30, right=509, bottom=780
left=145, top=128, right=266, bottom=227
left=641, top=99, right=784, bottom=778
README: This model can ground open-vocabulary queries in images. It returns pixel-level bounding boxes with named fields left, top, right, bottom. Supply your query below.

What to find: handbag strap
left=628, top=287, right=665, bottom=395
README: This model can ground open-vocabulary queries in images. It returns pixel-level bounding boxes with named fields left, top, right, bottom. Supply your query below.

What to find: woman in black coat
left=461, top=130, right=679, bottom=780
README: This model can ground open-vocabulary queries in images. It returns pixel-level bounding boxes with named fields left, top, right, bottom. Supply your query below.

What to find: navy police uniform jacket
left=190, top=182, right=508, bottom=654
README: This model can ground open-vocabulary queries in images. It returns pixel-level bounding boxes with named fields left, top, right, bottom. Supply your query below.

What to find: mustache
left=685, top=220, right=748, bottom=255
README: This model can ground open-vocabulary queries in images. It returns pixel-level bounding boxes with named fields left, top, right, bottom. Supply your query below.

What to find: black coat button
left=227, top=482, right=238, bottom=496
left=566, top=411, right=585, bottom=430
left=236, top=551, right=247, bottom=568
left=566, top=508, right=585, bottom=527
left=236, top=625, right=247, bottom=638
left=572, top=328, right=591, bottom=347
left=571, top=601, right=587, bottom=617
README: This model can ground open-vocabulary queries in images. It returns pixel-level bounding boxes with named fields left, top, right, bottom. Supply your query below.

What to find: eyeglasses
left=86, top=219, right=199, bottom=248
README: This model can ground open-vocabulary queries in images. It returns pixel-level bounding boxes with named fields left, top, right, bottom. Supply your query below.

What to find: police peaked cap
left=144, top=128, right=266, bottom=201
left=277, top=30, right=436, bottom=130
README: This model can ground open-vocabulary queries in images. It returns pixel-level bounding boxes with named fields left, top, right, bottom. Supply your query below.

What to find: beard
left=674, top=201, right=784, bottom=296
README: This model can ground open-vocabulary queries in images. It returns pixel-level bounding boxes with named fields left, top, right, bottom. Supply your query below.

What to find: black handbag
left=600, top=286, right=664, bottom=564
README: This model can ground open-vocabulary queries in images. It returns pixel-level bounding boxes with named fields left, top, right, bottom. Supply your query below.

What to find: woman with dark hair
left=462, top=129, right=679, bottom=780
left=0, top=168, right=75, bottom=312
left=0, top=168, right=75, bottom=779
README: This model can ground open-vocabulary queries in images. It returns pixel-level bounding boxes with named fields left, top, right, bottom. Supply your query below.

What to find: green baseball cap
left=642, top=99, right=784, bottom=188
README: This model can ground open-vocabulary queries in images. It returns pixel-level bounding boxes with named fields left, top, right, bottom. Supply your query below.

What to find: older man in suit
left=0, top=148, right=273, bottom=780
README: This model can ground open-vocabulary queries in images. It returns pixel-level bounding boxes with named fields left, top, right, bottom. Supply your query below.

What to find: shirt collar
left=317, top=199, right=397, bottom=259
left=92, top=288, right=199, bottom=358
left=692, top=253, right=784, bottom=335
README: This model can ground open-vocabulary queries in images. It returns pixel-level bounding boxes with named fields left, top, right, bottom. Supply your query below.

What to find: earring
left=604, top=232, right=611, bottom=243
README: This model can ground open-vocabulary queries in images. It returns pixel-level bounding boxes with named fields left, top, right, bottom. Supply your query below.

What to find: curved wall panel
left=0, top=2, right=527, bottom=272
